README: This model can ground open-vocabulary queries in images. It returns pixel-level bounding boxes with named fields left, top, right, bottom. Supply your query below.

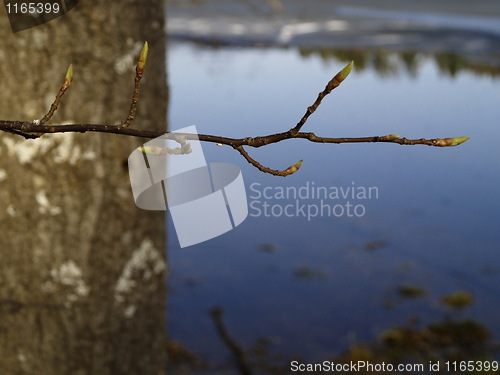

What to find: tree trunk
left=0, top=1, right=168, bottom=374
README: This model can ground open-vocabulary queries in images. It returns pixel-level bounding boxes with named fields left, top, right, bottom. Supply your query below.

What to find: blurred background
left=165, top=0, right=500, bottom=374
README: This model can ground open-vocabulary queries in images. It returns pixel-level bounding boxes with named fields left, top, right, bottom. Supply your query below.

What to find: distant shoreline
left=166, top=0, right=500, bottom=71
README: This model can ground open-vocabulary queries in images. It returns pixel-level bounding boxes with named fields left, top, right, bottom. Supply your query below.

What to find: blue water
left=166, top=43, right=500, bottom=363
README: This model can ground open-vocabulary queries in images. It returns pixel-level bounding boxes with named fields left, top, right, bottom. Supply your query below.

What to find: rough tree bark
left=0, top=1, right=168, bottom=374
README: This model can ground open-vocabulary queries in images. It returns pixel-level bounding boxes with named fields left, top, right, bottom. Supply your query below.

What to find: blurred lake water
left=165, top=1, right=500, bottom=370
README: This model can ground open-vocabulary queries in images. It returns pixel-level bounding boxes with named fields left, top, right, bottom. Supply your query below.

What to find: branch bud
left=137, top=41, right=149, bottom=73
left=338, top=60, right=354, bottom=81
left=65, top=64, right=73, bottom=84
left=449, top=136, right=470, bottom=146
left=328, top=61, right=354, bottom=90
left=434, top=136, right=470, bottom=147
left=60, top=64, right=73, bottom=91
left=284, top=160, right=303, bottom=175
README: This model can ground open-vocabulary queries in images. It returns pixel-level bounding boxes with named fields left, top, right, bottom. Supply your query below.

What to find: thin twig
left=290, top=61, right=353, bottom=135
left=39, top=65, right=73, bottom=125
left=2, top=127, right=39, bottom=139
left=121, top=72, right=142, bottom=127
left=209, top=307, right=254, bottom=375
left=122, top=42, right=148, bottom=128
left=235, top=145, right=302, bottom=177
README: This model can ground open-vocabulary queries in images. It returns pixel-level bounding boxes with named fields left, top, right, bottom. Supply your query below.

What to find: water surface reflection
left=166, top=41, right=500, bottom=372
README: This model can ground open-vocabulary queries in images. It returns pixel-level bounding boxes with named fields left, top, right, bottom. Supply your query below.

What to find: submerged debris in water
left=258, top=243, right=279, bottom=253
left=364, top=240, right=389, bottom=251
left=397, top=285, right=427, bottom=298
left=293, top=264, right=326, bottom=280
left=441, top=291, right=474, bottom=309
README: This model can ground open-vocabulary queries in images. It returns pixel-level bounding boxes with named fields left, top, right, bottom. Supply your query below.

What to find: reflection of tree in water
left=298, top=47, right=500, bottom=79
left=167, top=289, right=500, bottom=375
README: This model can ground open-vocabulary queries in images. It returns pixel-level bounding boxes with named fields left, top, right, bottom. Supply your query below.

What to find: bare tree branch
left=0, top=45, right=470, bottom=177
